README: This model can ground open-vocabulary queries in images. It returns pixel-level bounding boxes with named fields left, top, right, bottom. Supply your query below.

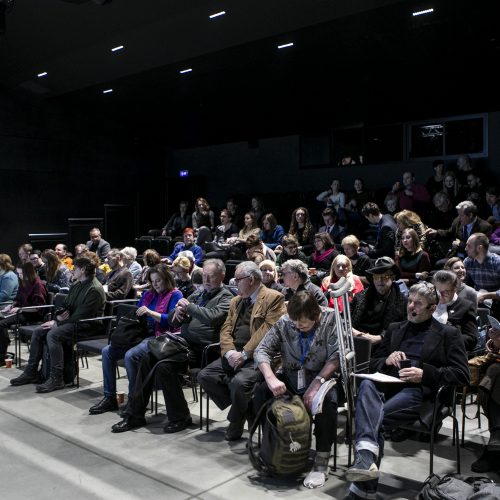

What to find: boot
left=36, top=374, right=65, bottom=393
left=11, top=370, right=39, bottom=386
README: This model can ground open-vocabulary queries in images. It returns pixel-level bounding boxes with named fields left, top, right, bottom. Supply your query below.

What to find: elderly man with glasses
left=198, top=261, right=286, bottom=441
left=350, top=257, right=407, bottom=353
left=345, top=281, right=469, bottom=500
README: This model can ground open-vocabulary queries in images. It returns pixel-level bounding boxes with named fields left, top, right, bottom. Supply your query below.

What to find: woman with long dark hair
left=288, top=207, right=315, bottom=254
left=43, top=249, right=72, bottom=293
left=0, top=261, right=47, bottom=366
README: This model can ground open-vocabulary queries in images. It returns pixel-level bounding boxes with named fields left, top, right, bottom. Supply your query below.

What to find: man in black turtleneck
left=344, top=282, right=469, bottom=500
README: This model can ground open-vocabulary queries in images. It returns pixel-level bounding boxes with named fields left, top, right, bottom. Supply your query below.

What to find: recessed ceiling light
left=209, top=11, right=226, bottom=19
left=412, top=8, right=434, bottom=16
left=111, top=45, right=124, bottom=52
left=179, top=68, right=192, bottom=74
left=102, top=89, right=113, bottom=94
left=277, top=42, right=294, bottom=49
left=37, top=72, right=48, bottom=78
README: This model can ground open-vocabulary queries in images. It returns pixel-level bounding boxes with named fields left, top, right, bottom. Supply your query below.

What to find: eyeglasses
left=234, top=275, right=251, bottom=283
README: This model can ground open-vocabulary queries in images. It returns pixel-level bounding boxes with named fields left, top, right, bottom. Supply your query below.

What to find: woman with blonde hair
left=171, top=256, right=194, bottom=298
left=341, top=235, right=371, bottom=281
left=395, top=228, right=431, bottom=284
left=322, top=254, right=363, bottom=312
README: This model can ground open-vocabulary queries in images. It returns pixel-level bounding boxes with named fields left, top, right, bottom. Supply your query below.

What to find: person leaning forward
left=197, top=261, right=286, bottom=441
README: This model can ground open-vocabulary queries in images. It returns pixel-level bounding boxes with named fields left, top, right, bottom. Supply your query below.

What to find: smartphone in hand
left=400, top=359, right=411, bottom=369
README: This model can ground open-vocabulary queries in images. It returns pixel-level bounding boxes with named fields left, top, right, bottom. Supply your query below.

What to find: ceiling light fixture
left=209, top=11, right=225, bottom=19
left=111, top=45, right=124, bottom=52
left=412, top=8, right=434, bottom=16
left=37, top=72, right=48, bottom=78
left=179, top=68, right=192, bottom=74
left=102, top=88, right=113, bottom=94
left=277, top=42, right=294, bottom=49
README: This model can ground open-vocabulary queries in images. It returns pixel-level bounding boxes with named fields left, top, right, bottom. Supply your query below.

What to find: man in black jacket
left=360, top=202, right=397, bottom=259
left=351, top=257, right=407, bottom=354
left=345, top=282, right=469, bottom=500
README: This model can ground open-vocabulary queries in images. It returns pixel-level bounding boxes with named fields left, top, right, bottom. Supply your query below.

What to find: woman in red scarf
left=308, top=233, right=339, bottom=282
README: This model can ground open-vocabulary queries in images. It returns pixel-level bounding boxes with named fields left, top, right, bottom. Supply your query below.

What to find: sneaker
left=345, top=450, right=379, bottom=482
left=89, top=396, right=119, bottom=415
left=35, top=376, right=65, bottom=393
left=10, top=371, right=39, bottom=386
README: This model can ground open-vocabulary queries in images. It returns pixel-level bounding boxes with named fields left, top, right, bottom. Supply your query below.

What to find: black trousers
left=126, top=351, right=190, bottom=423
left=197, top=357, right=263, bottom=423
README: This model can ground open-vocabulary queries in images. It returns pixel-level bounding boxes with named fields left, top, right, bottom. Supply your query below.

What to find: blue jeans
left=102, top=337, right=153, bottom=397
left=350, top=379, right=423, bottom=499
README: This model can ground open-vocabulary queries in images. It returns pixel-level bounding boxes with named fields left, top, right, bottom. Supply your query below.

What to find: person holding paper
left=345, top=282, right=469, bottom=500
left=254, top=290, right=340, bottom=489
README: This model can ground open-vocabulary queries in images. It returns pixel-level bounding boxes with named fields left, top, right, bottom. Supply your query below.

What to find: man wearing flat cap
left=350, top=257, right=407, bottom=353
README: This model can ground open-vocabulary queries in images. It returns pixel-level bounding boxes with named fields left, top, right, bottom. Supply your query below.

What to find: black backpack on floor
left=248, top=394, right=312, bottom=477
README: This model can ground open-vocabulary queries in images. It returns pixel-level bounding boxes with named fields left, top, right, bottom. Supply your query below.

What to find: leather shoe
left=89, top=396, right=119, bottom=415
left=35, top=376, right=65, bottom=393
left=164, top=416, right=192, bottom=434
left=225, top=419, right=245, bottom=441
left=111, top=416, right=146, bottom=433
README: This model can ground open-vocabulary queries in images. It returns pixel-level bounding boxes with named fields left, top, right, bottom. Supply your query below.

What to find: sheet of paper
left=353, top=372, right=404, bottom=383
left=311, top=379, right=337, bottom=415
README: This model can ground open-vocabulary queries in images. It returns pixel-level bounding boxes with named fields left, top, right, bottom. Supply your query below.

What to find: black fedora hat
left=366, top=256, right=400, bottom=280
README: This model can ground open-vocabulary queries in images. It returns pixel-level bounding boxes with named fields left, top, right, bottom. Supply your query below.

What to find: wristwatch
left=315, top=376, right=326, bottom=384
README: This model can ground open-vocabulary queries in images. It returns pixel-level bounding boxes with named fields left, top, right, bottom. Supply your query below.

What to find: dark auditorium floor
left=0, top=346, right=498, bottom=500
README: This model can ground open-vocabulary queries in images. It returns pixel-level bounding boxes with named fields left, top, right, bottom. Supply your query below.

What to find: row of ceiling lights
left=35, top=7, right=434, bottom=95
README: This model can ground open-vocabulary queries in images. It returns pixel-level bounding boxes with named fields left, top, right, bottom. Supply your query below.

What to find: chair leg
left=206, top=391, right=210, bottom=432
left=454, top=416, right=461, bottom=474
left=199, top=385, right=204, bottom=430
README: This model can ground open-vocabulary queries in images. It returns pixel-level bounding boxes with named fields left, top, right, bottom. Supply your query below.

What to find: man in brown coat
left=198, top=261, right=286, bottom=440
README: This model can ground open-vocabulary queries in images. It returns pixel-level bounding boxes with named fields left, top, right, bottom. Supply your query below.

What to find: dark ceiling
left=1, top=0, right=500, bottom=147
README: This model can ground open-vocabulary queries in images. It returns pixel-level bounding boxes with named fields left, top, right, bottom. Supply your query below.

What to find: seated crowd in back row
left=1, top=154, right=500, bottom=496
